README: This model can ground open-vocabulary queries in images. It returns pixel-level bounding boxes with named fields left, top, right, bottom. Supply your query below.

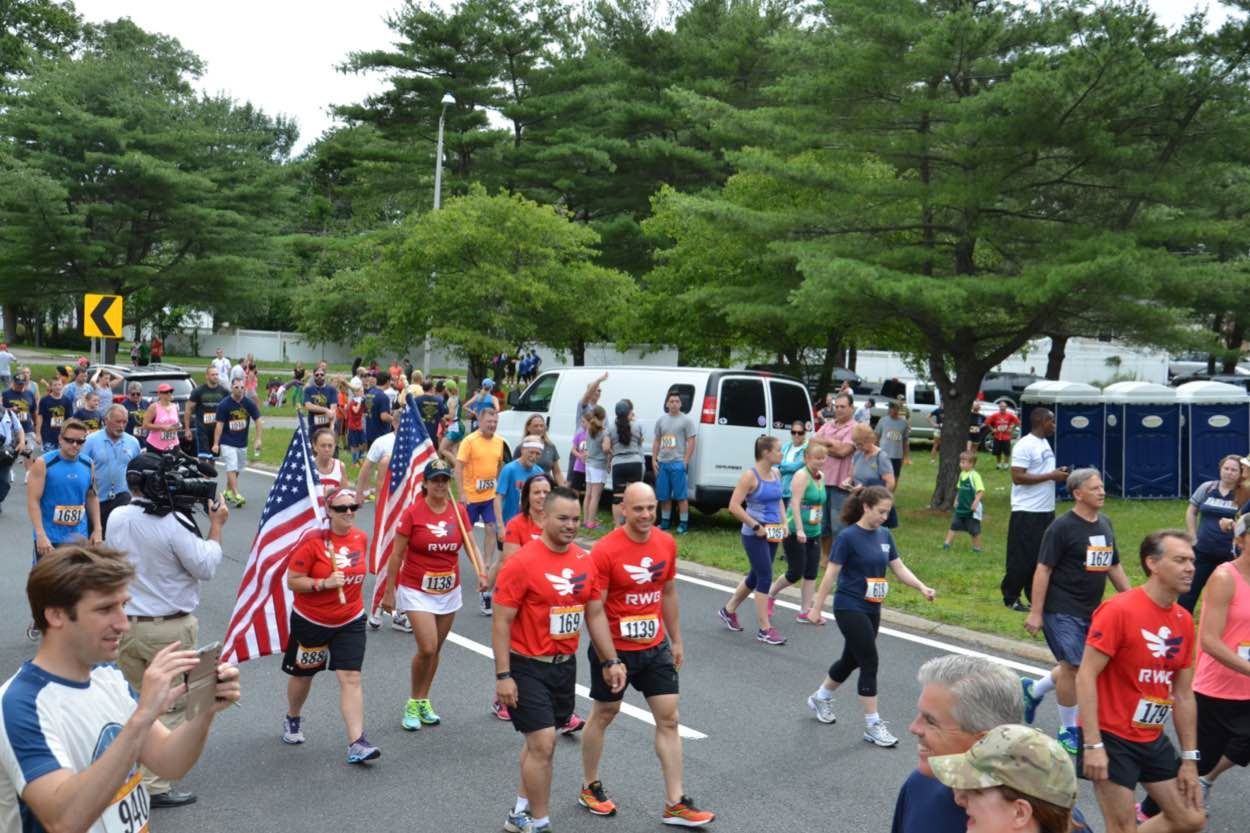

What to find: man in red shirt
left=576, top=482, right=715, bottom=827
left=492, top=486, right=598, bottom=833
left=1075, top=530, right=1206, bottom=833
left=984, top=401, right=1020, bottom=470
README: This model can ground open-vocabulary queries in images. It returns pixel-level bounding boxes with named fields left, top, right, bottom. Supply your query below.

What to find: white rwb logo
left=333, top=548, right=351, bottom=570
left=623, top=556, right=667, bottom=585
left=1141, top=626, right=1184, bottom=660
left=545, top=567, right=588, bottom=596
left=425, top=521, right=450, bottom=538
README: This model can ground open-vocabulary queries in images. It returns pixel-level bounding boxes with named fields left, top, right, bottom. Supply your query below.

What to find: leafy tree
left=0, top=0, right=79, bottom=91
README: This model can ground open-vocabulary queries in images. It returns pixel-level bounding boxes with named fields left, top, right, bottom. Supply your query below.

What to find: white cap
left=348, top=377, right=363, bottom=391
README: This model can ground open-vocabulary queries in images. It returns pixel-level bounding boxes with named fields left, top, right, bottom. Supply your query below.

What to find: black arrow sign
left=90, top=296, right=117, bottom=337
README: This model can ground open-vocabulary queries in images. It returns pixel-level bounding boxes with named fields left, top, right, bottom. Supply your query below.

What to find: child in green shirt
left=943, top=450, right=984, bottom=552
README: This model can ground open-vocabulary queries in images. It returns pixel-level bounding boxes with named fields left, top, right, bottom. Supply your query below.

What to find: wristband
left=602, top=658, right=624, bottom=668
left=495, top=671, right=512, bottom=681
left=1082, top=742, right=1103, bottom=750
left=1180, top=750, right=1200, bottom=761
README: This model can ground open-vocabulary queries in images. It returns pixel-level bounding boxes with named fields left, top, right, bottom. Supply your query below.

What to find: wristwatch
left=753, top=523, right=763, bottom=532
left=1082, top=742, right=1104, bottom=751
left=602, top=658, right=624, bottom=668
left=495, top=671, right=512, bottom=681
left=1180, top=750, right=1201, bottom=761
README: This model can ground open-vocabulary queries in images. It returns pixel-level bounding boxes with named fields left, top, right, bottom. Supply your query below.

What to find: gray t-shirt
left=609, top=422, right=645, bottom=466
left=537, top=439, right=560, bottom=474
left=852, top=448, right=894, bottom=486
left=875, top=415, right=910, bottom=460
left=654, top=413, right=695, bottom=463
left=585, top=428, right=609, bottom=471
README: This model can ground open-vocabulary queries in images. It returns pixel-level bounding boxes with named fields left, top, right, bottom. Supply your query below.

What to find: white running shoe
left=807, top=694, right=837, bottom=724
left=863, top=721, right=899, bottom=748
left=391, top=612, right=412, bottom=633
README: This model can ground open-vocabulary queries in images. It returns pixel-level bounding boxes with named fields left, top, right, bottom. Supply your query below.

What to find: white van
left=498, top=366, right=813, bottom=512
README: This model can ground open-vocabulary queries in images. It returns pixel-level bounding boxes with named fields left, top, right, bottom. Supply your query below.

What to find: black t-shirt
left=121, top=397, right=149, bottom=439
left=1038, top=510, right=1119, bottom=617
left=189, top=382, right=227, bottom=433
left=37, top=394, right=70, bottom=445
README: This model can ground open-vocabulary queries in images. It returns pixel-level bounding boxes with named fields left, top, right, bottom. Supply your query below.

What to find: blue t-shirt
left=497, top=459, right=540, bottom=524
left=2, top=388, right=36, bottom=432
left=302, top=383, right=338, bottom=428
left=37, top=394, right=71, bottom=446
left=214, top=396, right=261, bottom=448
left=1189, top=480, right=1238, bottom=555
left=412, top=394, right=446, bottom=442
left=36, top=450, right=94, bottom=544
left=831, top=523, right=898, bottom=613
left=364, top=386, right=392, bottom=444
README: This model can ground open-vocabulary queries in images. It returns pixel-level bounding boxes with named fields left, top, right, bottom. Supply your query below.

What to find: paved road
left=0, top=468, right=1242, bottom=832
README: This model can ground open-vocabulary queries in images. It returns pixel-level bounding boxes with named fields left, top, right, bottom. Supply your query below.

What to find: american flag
left=222, top=418, right=325, bottom=664
left=368, top=397, right=435, bottom=611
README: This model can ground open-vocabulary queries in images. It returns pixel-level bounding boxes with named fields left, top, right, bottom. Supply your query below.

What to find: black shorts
left=992, top=438, right=1012, bottom=456
left=611, top=462, right=645, bottom=505
left=588, top=642, right=680, bottom=703
left=1196, top=691, right=1250, bottom=769
left=281, top=612, right=367, bottom=676
left=569, top=470, right=586, bottom=492
left=1077, top=730, right=1179, bottom=789
left=948, top=515, right=982, bottom=535
left=509, top=653, right=577, bottom=734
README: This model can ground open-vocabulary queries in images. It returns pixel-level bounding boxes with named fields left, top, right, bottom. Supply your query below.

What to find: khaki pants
left=118, top=613, right=198, bottom=796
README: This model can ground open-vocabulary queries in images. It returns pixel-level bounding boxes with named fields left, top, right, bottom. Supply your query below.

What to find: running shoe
left=756, top=627, right=786, bottom=645
left=662, top=795, right=716, bottom=827
left=414, top=698, right=441, bottom=725
left=480, top=591, right=493, bottom=617
left=559, top=713, right=585, bottom=735
left=346, top=737, right=381, bottom=764
left=234, top=492, right=246, bottom=507
left=797, top=610, right=825, bottom=625
left=578, top=780, right=617, bottom=816
left=766, top=596, right=776, bottom=618
left=282, top=715, right=305, bottom=744
left=717, top=606, right=742, bottom=632
left=1020, top=677, right=1043, bottom=725
left=676, top=522, right=687, bottom=535
left=532, top=823, right=552, bottom=833
left=1056, top=727, right=1079, bottom=755
left=25, top=622, right=39, bottom=642
left=1199, top=776, right=1212, bottom=809
left=492, top=699, right=512, bottom=721
left=402, top=699, right=423, bottom=731
left=391, top=612, right=413, bottom=633
left=1134, top=802, right=1149, bottom=824
left=367, top=611, right=382, bottom=630
left=807, top=694, right=836, bottom=724
left=863, top=721, right=899, bottom=748
left=659, top=519, right=671, bottom=531
left=504, top=810, right=533, bottom=833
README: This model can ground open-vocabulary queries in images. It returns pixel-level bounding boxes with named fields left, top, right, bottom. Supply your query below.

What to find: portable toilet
left=1102, top=381, right=1181, bottom=498
left=1175, top=380, right=1250, bottom=494
left=1019, top=381, right=1104, bottom=499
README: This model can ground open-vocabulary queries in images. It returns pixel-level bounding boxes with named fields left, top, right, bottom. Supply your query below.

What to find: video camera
left=127, top=451, right=218, bottom=516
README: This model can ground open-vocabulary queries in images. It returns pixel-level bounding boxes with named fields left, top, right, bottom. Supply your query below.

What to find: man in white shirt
left=210, top=348, right=231, bottom=380
left=1000, top=408, right=1068, bottom=612
left=0, top=343, right=16, bottom=388
left=106, top=453, right=228, bottom=807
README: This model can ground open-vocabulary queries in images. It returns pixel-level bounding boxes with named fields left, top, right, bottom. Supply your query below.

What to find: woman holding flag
left=382, top=457, right=487, bottom=732
left=280, top=486, right=380, bottom=764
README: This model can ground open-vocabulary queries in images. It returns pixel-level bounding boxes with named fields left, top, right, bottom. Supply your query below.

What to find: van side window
left=718, top=378, right=766, bottom=427
left=914, top=386, right=936, bottom=406
left=663, top=384, right=696, bottom=414
left=769, top=381, right=811, bottom=429
left=513, top=372, right=558, bottom=412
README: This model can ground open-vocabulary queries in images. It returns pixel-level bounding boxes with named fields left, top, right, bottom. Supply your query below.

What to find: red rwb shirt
left=1084, top=586, right=1196, bottom=743
left=592, top=527, right=677, bottom=653
left=289, top=528, right=368, bottom=627
left=493, top=539, right=597, bottom=657
left=503, top=513, right=543, bottom=547
left=985, top=411, right=1020, bottom=442
left=397, top=495, right=471, bottom=595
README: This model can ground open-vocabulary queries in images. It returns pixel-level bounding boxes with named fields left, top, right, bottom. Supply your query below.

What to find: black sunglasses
left=791, top=430, right=806, bottom=436
left=61, top=436, right=86, bottom=446
left=329, top=503, right=360, bottom=513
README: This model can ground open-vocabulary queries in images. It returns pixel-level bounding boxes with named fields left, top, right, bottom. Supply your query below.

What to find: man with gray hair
left=1022, top=468, right=1131, bottom=755
left=892, top=654, right=1091, bottom=833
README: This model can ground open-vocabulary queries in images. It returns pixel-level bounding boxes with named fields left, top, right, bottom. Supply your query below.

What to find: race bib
left=421, top=570, right=456, bottom=594
left=201, top=413, right=216, bottom=425
left=865, top=578, right=889, bottom=603
left=229, top=419, right=247, bottom=432
left=49, top=416, right=62, bottom=428
left=102, top=770, right=150, bottom=833
left=1085, top=545, right=1114, bottom=572
left=1130, top=696, right=1172, bottom=731
left=549, top=605, right=584, bottom=639
left=313, top=414, right=329, bottom=425
left=475, top=478, right=496, bottom=493
left=52, top=504, right=85, bottom=526
left=620, top=614, right=659, bottom=643
left=660, top=434, right=677, bottom=450
left=807, top=506, right=822, bottom=526
left=133, top=427, right=147, bottom=439
left=1238, top=641, right=1250, bottom=662
left=159, top=430, right=176, bottom=442
left=295, top=643, right=329, bottom=671
left=763, top=524, right=786, bottom=542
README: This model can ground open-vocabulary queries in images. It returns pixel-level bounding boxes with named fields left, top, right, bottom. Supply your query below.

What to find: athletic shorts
left=1077, top=730, right=1179, bottom=789
left=466, top=499, right=497, bottom=526
left=655, top=460, right=688, bottom=503
left=1195, top=691, right=1250, bottom=769
left=220, top=444, right=247, bottom=473
left=509, top=653, right=576, bottom=734
left=611, top=462, right=645, bottom=505
left=587, top=642, right=679, bottom=702
left=348, top=428, right=366, bottom=447
left=993, top=438, right=1012, bottom=456
left=281, top=612, right=366, bottom=676
left=949, top=514, right=981, bottom=535
left=1042, top=612, right=1090, bottom=667
left=396, top=582, right=462, bottom=615
left=586, top=465, right=607, bottom=486
left=569, top=470, right=586, bottom=492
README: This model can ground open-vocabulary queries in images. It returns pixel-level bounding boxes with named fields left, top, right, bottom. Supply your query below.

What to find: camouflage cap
left=928, top=724, right=1077, bottom=809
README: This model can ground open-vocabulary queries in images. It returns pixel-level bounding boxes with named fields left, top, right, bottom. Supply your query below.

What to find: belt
left=511, top=651, right=572, bottom=665
left=128, top=611, right=191, bottom=623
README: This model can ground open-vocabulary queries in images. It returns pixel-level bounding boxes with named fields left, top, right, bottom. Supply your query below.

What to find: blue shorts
left=347, top=428, right=366, bottom=448
left=1042, top=612, right=1090, bottom=667
left=466, top=499, right=497, bottom=527
left=655, top=460, right=688, bottom=502
left=822, top=487, right=848, bottom=537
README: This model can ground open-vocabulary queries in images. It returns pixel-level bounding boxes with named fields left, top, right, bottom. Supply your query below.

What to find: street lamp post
left=424, top=92, right=455, bottom=377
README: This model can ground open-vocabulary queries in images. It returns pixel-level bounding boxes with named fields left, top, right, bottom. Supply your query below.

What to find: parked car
left=85, top=363, right=195, bottom=408
left=853, top=380, right=1014, bottom=448
left=979, top=371, right=1042, bottom=406
left=1170, top=370, right=1250, bottom=387
left=501, top=366, right=813, bottom=513
left=746, top=363, right=870, bottom=400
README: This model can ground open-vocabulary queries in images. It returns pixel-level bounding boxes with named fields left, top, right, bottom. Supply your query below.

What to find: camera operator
left=0, top=403, right=25, bottom=515
left=106, top=451, right=228, bottom=808
left=82, top=404, right=142, bottom=535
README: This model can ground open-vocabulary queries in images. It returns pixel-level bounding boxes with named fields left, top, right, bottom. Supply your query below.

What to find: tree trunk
left=572, top=339, right=585, bottom=367
left=1045, top=335, right=1068, bottom=380
left=1, top=307, right=15, bottom=344
left=848, top=343, right=857, bottom=372
left=929, top=356, right=992, bottom=510
left=1223, top=316, right=1247, bottom=373
left=817, top=329, right=841, bottom=398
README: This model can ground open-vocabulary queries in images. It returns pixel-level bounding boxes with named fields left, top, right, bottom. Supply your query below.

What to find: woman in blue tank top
left=718, top=435, right=789, bottom=645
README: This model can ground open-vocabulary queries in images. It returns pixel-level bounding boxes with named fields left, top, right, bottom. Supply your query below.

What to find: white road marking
left=675, top=573, right=1048, bottom=676
left=443, top=632, right=708, bottom=740
left=245, top=467, right=277, bottom=478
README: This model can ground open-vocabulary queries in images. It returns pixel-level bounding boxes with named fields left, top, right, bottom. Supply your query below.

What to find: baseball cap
left=482, top=378, right=494, bottom=389
left=348, top=377, right=363, bottom=391
left=156, top=383, right=174, bottom=393
left=614, top=399, right=631, bottom=418
left=929, top=724, right=1077, bottom=809
left=424, top=458, right=453, bottom=480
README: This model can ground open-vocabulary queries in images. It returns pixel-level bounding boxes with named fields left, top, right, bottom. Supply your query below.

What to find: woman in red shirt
left=383, top=458, right=486, bottom=731
left=281, top=487, right=378, bottom=764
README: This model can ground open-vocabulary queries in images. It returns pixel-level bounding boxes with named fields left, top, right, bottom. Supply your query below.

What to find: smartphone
left=183, top=642, right=222, bottom=721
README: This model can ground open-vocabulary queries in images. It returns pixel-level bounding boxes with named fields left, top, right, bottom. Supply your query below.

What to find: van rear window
left=663, top=384, right=695, bottom=414
left=914, top=386, right=936, bottom=406
left=513, top=373, right=557, bottom=412
left=770, top=381, right=811, bottom=429
left=717, top=378, right=766, bottom=427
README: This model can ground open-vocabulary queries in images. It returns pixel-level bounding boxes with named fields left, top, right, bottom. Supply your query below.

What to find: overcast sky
left=72, top=0, right=1236, bottom=154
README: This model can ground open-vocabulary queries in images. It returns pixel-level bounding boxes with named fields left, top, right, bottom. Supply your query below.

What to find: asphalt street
left=1, top=467, right=1243, bottom=832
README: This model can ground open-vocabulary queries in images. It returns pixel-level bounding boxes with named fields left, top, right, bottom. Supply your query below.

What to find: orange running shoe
left=578, top=780, right=617, bottom=817
left=662, top=795, right=716, bottom=827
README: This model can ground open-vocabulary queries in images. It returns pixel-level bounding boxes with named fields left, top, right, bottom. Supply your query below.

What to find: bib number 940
left=103, top=772, right=150, bottom=833
left=549, top=605, right=584, bottom=639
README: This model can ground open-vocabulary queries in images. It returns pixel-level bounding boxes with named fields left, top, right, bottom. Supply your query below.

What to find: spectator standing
left=1180, top=454, right=1241, bottom=612
left=927, top=405, right=944, bottom=461
left=1001, top=408, right=1067, bottom=613
left=0, top=342, right=16, bottom=388
left=210, top=347, right=231, bottom=379
left=875, top=400, right=911, bottom=482
left=847, top=422, right=898, bottom=529
left=942, top=450, right=985, bottom=552
left=149, top=335, right=163, bottom=362
left=984, top=401, right=1021, bottom=470
left=813, top=393, right=857, bottom=553
left=652, top=392, right=696, bottom=533
left=523, top=413, right=565, bottom=486
left=853, top=397, right=875, bottom=425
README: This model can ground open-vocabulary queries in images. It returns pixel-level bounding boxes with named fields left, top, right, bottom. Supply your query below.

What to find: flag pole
left=451, top=498, right=486, bottom=581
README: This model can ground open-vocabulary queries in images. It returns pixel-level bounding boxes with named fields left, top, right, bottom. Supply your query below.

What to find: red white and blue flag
left=222, top=419, right=325, bottom=664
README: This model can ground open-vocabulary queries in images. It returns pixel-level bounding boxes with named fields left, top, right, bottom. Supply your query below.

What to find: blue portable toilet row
left=1176, top=380, right=1250, bottom=493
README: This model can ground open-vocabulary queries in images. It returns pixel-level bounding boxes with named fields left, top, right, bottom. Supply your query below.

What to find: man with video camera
left=106, top=450, right=228, bottom=808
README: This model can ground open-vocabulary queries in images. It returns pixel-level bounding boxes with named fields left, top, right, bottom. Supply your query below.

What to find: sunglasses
left=792, top=430, right=806, bottom=436
left=329, top=504, right=360, bottom=513
left=61, top=436, right=86, bottom=446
